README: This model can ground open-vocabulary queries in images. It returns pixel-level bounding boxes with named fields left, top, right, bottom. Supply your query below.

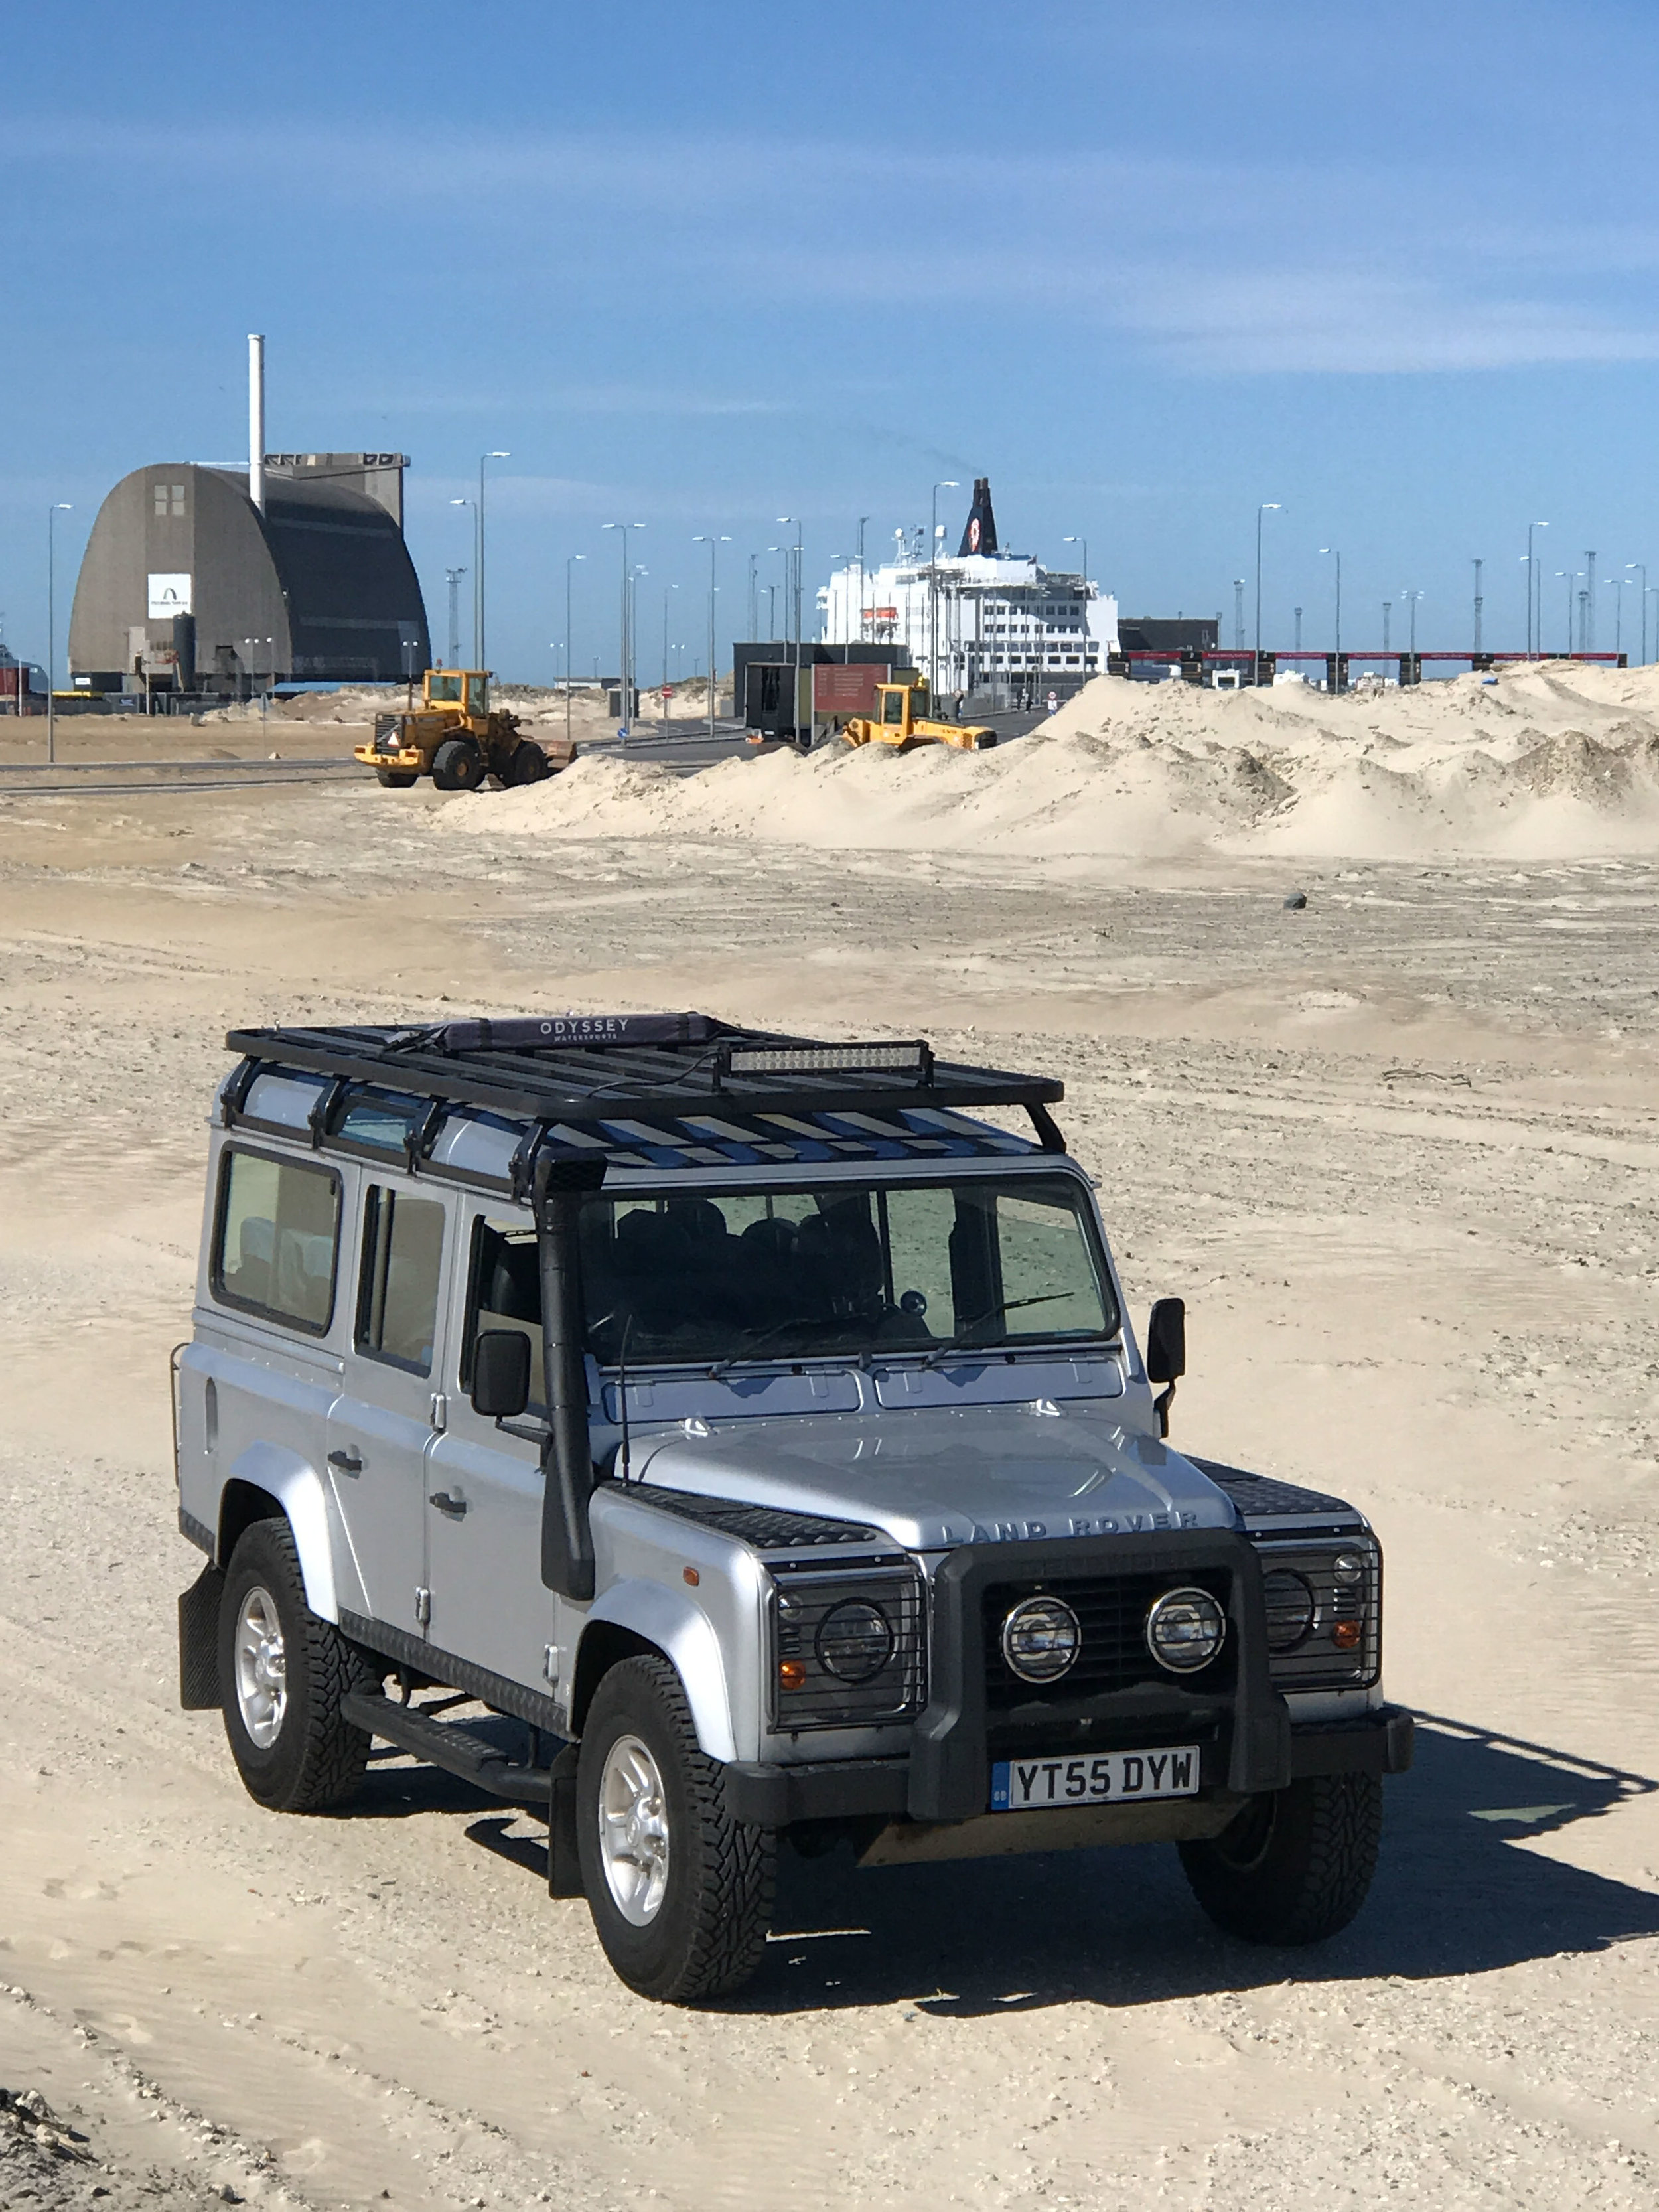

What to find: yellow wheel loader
left=354, top=670, right=577, bottom=792
left=840, top=678, right=997, bottom=752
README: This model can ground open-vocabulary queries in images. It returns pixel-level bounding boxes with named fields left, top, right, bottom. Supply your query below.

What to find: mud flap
left=547, top=1745, right=583, bottom=1898
left=178, top=1562, right=224, bottom=1710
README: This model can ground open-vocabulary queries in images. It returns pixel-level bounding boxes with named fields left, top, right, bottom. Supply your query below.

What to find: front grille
left=770, top=1563, right=927, bottom=1730
left=983, top=1569, right=1233, bottom=1706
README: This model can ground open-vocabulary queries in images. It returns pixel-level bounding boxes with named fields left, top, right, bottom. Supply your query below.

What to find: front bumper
left=353, top=743, right=425, bottom=771
left=722, top=1704, right=1414, bottom=1829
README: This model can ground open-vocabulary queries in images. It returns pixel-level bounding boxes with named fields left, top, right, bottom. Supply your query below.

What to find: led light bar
left=726, top=1041, right=929, bottom=1076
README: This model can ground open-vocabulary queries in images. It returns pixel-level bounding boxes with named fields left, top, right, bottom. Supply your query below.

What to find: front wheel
left=504, top=740, right=551, bottom=787
left=575, top=1655, right=775, bottom=2002
left=218, top=1519, right=374, bottom=1813
left=1178, top=1773, right=1383, bottom=1945
left=431, top=735, right=486, bottom=792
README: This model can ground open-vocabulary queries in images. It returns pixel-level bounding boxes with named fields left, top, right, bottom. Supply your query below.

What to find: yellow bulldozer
left=355, top=670, right=577, bottom=792
left=840, top=677, right=997, bottom=752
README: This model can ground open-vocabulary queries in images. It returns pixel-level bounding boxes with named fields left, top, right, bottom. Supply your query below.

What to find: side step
left=342, top=1690, right=571, bottom=1807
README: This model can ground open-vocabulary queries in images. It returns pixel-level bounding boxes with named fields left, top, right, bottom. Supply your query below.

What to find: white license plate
left=991, top=1745, right=1200, bottom=1811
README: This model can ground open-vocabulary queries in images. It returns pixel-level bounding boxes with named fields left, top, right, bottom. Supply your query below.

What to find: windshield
left=427, top=672, right=463, bottom=703
left=577, top=1175, right=1116, bottom=1369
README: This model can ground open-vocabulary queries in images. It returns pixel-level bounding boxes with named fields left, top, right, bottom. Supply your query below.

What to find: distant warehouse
left=68, top=452, right=430, bottom=698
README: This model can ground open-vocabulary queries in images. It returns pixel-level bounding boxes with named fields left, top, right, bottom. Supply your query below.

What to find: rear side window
left=213, top=1147, right=341, bottom=1333
left=356, top=1187, right=446, bottom=1375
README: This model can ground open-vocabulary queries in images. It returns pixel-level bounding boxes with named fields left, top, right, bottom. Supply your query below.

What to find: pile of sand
left=433, top=661, right=1659, bottom=861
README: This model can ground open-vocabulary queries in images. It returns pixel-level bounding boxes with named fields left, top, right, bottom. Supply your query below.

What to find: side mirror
left=471, top=1329, right=531, bottom=1420
left=1145, top=1297, right=1186, bottom=1384
left=1145, top=1299, right=1185, bottom=1438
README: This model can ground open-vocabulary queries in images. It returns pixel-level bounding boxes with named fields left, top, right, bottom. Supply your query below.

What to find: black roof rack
left=222, top=1013, right=1066, bottom=1143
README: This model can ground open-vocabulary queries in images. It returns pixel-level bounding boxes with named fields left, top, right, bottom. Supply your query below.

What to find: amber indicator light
left=1331, top=1619, right=1362, bottom=1651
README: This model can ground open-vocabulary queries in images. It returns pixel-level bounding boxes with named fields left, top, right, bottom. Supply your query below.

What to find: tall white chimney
left=248, top=334, right=266, bottom=514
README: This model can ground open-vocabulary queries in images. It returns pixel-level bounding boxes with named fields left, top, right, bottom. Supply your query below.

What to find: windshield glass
left=578, top=1174, right=1116, bottom=1368
left=427, top=672, right=463, bottom=703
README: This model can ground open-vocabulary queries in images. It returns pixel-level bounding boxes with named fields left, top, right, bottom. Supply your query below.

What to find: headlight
left=1145, top=1587, right=1226, bottom=1674
left=1331, top=1550, right=1366, bottom=1587
left=1000, top=1595, right=1081, bottom=1684
left=816, top=1599, right=895, bottom=1684
left=1262, top=1568, right=1315, bottom=1653
left=770, top=1565, right=925, bottom=1730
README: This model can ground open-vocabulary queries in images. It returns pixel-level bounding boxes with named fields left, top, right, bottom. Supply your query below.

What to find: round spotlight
left=815, top=1600, right=895, bottom=1684
left=1001, top=1595, right=1082, bottom=1684
left=1331, top=1550, right=1367, bottom=1587
left=1145, top=1587, right=1226, bottom=1674
left=1262, top=1569, right=1315, bottom=1653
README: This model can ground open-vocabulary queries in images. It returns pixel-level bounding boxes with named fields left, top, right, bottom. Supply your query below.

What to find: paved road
left=584, top=707, right=1051, bottom=775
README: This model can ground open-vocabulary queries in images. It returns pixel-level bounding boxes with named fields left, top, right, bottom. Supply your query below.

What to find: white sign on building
left=147, top=573, right=192, bottom=620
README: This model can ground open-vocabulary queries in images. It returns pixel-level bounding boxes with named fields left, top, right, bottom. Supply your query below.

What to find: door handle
left=327, top=1449, right=362, bottom=1475
left=429, top=1491, right=469, bottom=1518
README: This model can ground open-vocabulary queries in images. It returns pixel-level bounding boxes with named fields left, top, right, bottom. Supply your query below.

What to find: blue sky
left=7, top=0, right=1659, bottom=680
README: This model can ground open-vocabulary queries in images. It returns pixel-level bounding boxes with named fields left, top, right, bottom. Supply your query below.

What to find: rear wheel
left=375, top=767, right=418, bottom=788
left=575, top=1655, right=774, bottom=2003
left=431, top=735, right=486, bottom=792
left=504, top=740, right=551, bottom=787
left=1178, top=1772, right=1383, bottom=1944
left=218, top=1519, right=373, bottom=1813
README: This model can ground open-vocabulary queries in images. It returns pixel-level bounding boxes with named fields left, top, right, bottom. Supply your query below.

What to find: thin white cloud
left=11, top=118, right=1659, bottom=377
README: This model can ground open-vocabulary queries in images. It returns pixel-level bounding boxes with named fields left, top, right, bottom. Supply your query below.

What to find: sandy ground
left=2, top=717, right=1659, bottom=2208
left=442, top=659, right=1659, bottom=862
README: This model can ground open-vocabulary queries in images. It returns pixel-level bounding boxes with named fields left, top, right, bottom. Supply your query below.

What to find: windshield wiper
left=920, top=1289, right=1086, bottom=1364
left=707, top=1317, right=830, bottom=1380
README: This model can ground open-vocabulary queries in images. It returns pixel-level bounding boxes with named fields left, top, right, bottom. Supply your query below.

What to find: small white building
left=816, top=485, right=1118, bottom=698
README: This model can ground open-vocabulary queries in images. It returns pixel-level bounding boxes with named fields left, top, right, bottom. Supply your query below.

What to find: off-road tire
left=575, top=1654, right=775, bottom=2003
left=375, top=767, right=418, bottom=788
left=431, top=735, right=486, bottom=792
left=1178, top=1772, right=1383, bottom=1945
left=504, top=740, right=551, bottom=787
left=218, top=1519, right=374, bottom=1814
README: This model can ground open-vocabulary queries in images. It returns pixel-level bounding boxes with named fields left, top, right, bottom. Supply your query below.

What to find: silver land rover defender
left=173, top=1013, right=1412, bottom=2002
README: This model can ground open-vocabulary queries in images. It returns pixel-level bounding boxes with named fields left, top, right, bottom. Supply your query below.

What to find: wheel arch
left=216, top=1443, right=340, bottom=1622
left=571, top=1581, right=736, bottom=1761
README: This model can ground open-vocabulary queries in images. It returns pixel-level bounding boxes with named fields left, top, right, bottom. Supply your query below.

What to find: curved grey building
left=69, top=453, right=429, bottom=692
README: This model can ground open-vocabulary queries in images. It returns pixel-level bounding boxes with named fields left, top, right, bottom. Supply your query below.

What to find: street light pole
left=693, top=534, right=731, bottom=745
left=444, top=567, right=467, bottom=667
left=476, top=452, right=508, bottom=668
left=564, top=552, right=586, bottom=751
left=1526, top=523, right=1548, bottom=658
left=1603, top=575, right=1626, bottom=658
left=46, top=502, right=70, bottom=765
left=1402, top=589, right=1423, bottom=654
left=1319, top=548, right=1341, bottom=688
left=449, top=500, right=476, bottom=660
left=930, top=481, right=958, bottom=702
left=777, top=517, right=803, bottom=745
left=1628, top=563, right=1649, bottom=665
left=1253, top=504, right=1281, bottom=674
left=601, top=523, right=645, bottom=740
left=856, top=515, right=870, bottom=642
left=1382, top=601, right=1392, bottom=658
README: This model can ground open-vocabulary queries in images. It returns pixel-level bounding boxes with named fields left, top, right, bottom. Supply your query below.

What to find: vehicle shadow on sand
left=742, top=1714, right=1659, bottom=2016
left=350, top=1711, right=1659, bottom=2013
